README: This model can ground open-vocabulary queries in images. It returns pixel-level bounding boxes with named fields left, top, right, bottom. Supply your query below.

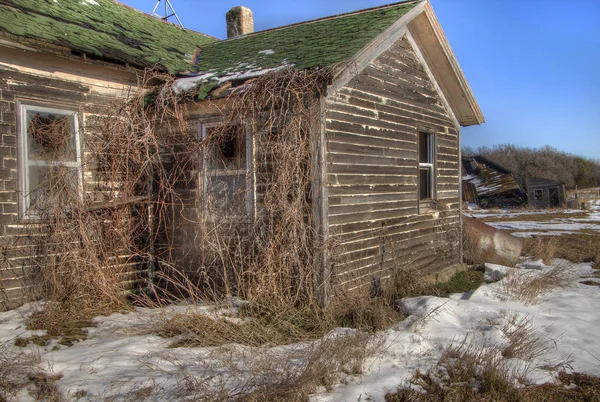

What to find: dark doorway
left=549, top=187, right=559, bottom=207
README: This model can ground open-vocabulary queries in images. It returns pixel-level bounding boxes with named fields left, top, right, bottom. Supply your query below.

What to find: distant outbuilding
left=526, top=178, right=566, bottom=208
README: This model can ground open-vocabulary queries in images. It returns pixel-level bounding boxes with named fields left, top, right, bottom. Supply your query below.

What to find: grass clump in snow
left=153, top=268, right=485, bottom=349
left=522, top=236, right=559, bottom=265
left=27, top=372, right=62, bottom=402
left=0, top=343, right=39, bottom=401
left=386, top=342, right=522, bottom=402
left=497, top=312, right=551, bottom=361
left=521, top=372, right=600, bottom=401
left=502, top=262, right=575, bottom=305
left=388, top=365, right=600, bottom=402
left=151, top=331, right=375, bottom=402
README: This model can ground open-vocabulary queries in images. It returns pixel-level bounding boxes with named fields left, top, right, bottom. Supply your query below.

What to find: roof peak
left=214, top=0, right=421, bottom=43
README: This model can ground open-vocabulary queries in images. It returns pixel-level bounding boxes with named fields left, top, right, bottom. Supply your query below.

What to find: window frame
left=200, top=122, right=255, bottom=219
left=17, top=102, right=83, bottom=217
left=417, top=129, right=437, bottom=213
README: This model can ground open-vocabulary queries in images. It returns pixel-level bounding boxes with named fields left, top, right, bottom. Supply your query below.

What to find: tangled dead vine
left=1, top=67, right=341, bottom=326
left=154, top=68, right=334, bottom=312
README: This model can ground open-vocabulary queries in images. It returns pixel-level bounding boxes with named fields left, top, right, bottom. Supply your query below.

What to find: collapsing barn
left=526, top=178, right=566, bottom=208
left=462, top=155, right=525, bottom=208
left=0, top=0, right=484, bottom=309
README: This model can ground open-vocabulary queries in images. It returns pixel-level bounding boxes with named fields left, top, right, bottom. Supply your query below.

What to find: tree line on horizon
left=462, top=144, right=600, bottom=190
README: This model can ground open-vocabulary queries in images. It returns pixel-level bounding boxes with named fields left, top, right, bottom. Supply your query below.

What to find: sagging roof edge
left=328, top=0, right=484, bottom=128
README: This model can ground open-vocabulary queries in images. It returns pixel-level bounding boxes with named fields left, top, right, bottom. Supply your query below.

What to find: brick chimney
left=226, top=6, right=254, bottom=38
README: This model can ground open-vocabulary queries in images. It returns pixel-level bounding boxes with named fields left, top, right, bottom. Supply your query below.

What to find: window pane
left=26, top=110, right=77, bottom=162
left=206, top=174, right=247, bottom=214
left=28, top=164, right=80, bottom=209
left=419, top=132, right=431, bottom=163
left=419, top=168, right=431, bottom=200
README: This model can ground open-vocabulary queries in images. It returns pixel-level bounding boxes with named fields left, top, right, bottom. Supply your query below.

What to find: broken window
left=418, top=130, right=436, bottom=210
left=202, top=124, right=252, bottom=216
left=534, top=189, right=543, bottom=201
left=18, top=104, right=82, bottom=214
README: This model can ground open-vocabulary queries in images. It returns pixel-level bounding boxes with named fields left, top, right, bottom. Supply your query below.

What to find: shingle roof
left=174, top=1, right=419, bottom=95
left=0, top=0, right=216, bottom=73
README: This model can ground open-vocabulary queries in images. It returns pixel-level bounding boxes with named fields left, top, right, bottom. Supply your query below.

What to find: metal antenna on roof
left=151, top=0, right=184, bottom=28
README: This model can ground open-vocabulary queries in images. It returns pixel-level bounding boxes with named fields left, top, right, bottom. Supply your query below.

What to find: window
left=418, top=130, right=436, bottom=210
left=18, top=104, right=82, bottom=214
left=201, top=123, right=253, bottom=217
left=534, top=189, right=543, bottom=201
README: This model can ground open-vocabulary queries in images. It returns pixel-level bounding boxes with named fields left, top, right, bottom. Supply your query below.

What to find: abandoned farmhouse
left=0, top=0, right=483, bottom=310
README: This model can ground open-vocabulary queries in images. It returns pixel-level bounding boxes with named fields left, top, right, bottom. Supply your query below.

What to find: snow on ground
left=465, top=201, right=600, bottom=237
left=1, top=258, right=599, bottom=401
left=315, top=260, right=600, bottom=401
left=2, top=205, right=599, bottom=400
left=487, top=220, right=600, bottom=234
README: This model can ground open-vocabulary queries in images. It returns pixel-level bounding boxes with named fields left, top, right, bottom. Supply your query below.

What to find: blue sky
left=121, top=0, right=600, bottom=159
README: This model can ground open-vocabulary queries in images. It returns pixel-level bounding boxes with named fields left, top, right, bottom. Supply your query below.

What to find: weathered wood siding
left=325, top=36, right=461, bottom=290
left=0, top=46, right=141, bottom=310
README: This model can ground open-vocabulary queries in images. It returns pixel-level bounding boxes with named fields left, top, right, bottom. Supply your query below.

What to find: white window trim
left=17, top=103, right=83, bottom=216
left=200, top=122, right=255, bottom=219
left=418, top=130, right=436, bottom=213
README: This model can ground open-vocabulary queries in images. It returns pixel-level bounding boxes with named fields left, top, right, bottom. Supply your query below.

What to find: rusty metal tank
left=464, top=216, right=524, bottom=267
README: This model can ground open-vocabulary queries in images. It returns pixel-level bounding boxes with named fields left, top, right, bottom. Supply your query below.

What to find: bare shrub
left=498, top=312, right=551, bottom=361
left=502, top=262, right=575, bottom=305
left=143, top=331, right=375, bottom=401
left=522, top=236, right=559, bottom=264
left=27, top=372, right=62, bottom=402
left=386, top=341, right=522, bottom=402
left=0, top=342, right=38, bottom=401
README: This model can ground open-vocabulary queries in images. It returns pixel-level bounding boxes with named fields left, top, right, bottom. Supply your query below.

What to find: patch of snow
left=484, top=263, right=512, bottom=282
left=258, top=49, right=275, bottom=55
left=511, top=231, right=578, bottom=237
left=171, top=72, right=217, bottom=93
left=81, top=0, right=99, bottom=5
left=172, top=61, right=294, bottom=95
left=2, top=260, right=600, bottom=401
left=487, top=220, right=600, bottom=233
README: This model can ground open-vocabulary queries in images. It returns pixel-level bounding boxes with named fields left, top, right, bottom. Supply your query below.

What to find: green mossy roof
left=0, top=0, right=216, bottom=73
left=194, top=1, right=418, bottom=78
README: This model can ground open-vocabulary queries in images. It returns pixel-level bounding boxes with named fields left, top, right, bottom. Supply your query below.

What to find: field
left=0, top=201, right=599, bottom=401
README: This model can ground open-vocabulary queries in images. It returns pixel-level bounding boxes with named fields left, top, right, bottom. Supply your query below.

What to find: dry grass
left=522, top=236, right=559, bottom=264
left=502, top=262, right=575, bottom=305
left=519, top=232, right=600, bottom=264
left=521, top=372, right=600, bottom=401
left=0, top=342, right=39, bottom=401
left=143, top=331, right=375, bottom=401
left=387, top=366, right=600, bottom=402
left=498, top=312, right=551, bottom=361
left=27, top=372, right=62, bottom=402
left=386, top=342, right=522, bottom=402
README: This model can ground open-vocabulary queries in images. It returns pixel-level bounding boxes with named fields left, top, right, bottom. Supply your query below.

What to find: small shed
left=526, top=178, right=566, bottom=208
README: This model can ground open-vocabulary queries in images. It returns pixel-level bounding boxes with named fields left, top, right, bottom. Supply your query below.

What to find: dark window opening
left=419, top=168, right=431, bottom=200
left=534, top=189, right=543, bottom=200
